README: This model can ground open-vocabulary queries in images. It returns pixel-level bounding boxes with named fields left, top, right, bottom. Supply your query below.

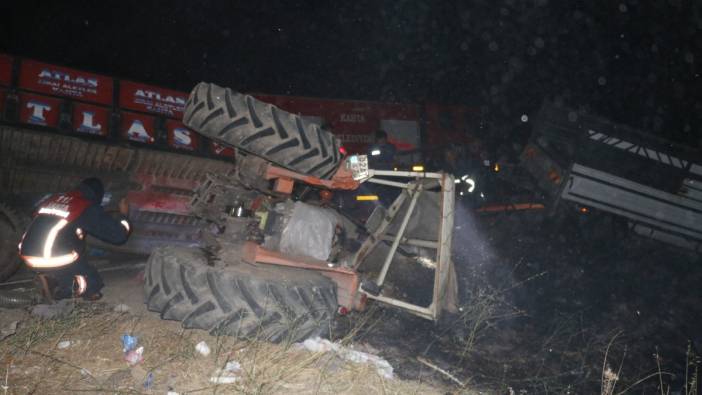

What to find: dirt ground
left=4, top=207, right=700, bottom=395
left=0, top=263, right=472, bottom=395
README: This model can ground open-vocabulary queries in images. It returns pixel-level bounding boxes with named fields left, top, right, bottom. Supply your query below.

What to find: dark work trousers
left=39, top=258, right=104, bottom=299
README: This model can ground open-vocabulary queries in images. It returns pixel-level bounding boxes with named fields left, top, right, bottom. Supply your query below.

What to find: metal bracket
left=352, top=169, right=455, bottom=321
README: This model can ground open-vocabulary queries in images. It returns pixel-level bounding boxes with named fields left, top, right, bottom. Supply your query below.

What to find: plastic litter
left=125, top=346, right=144, bottom=366
left=209, top=370, right=238, bottom=384
left=209, top=360, right=242, bottom=384
left=121, top=334, right=138, bottom=352
left=224, top=361, right=241, bottom=373
left=121, top=334, right=143, bottom=365
left=296, top=337, right=394, bottom=379
left=113, top=304, right=130, bottom=313
left=195, top=341, right=211, bottom=356
left=143, top=372, right=154, bottom=389
left=57, top=340, right=72, bottom=349
left=300, top=337, right=335, bottom=353
left=166, top=392, right=180, bottom=395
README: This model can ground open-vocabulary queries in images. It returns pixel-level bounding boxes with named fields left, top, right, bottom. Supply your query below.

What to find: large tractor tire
left=183, top=82, right=342, bottom=179
left=0, top=203, right=24, bottom=282
left=144, top=247, right=338, bottom=343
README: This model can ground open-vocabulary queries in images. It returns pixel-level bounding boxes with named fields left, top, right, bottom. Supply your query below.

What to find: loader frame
left=241, top=156, right=456, bottom=321
left=352, top=169, right=455, bottom=321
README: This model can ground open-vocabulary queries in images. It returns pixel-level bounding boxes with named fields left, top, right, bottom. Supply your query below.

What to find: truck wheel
left=183, top=82, right=342, bottom=179
left=0, top=203, right=23, bottom=282
left=144, top=247, right=338, bottom=343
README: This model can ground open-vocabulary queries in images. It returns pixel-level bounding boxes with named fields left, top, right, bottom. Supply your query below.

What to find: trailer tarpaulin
left=0, top=54, right=12, bottom=87
left=120, top=81, right=187, bottom=118
left=18, top=59, right=113, bottom=105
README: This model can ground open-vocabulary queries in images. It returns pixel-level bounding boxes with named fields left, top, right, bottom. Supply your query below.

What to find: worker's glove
left=118, top=198, right=130, bottom=217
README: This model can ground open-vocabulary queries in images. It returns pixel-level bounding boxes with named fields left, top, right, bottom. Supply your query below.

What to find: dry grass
left=598, top=335, right=702, bottom=395
left=0, top=303, right=455, bottom=394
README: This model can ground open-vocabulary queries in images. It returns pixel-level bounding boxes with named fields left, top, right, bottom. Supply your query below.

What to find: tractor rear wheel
left=144, top=247, right=338, bottom=343
left=183, top=82, right=342, bottom=179
left=0, top=203, right=24, bottom=282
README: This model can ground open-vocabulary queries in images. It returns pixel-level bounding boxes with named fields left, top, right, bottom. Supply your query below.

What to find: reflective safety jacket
left=18, top=190, right=131, bottom=270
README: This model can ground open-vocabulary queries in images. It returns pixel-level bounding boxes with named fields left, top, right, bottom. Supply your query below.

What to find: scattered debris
left=0, top=321, right=18, bottom=341
left=143, top=371, right=154, bottom=389
left=0, top=310, right=450, bottom=394
left=298, top=337, right=335, bottom=353
left=296, top=337, right=394, bottom=379
left=31, top=300, right=73, bottom=319
left=209, top=359, right=243, bottom=384
left=121, top=334, right=138, bottom=352
left=195, top=341, right=211, bottom=356
left=113, top=304, right=130, bottom=313
left=224, top=361, right=241, bottom=373
left=125, top=346, right=144, bottom=366
left=210, top=371, right=238, bottom=384
left=56, top=340, right=72, bottom=349
left=416, top=356, right=466, bottom=388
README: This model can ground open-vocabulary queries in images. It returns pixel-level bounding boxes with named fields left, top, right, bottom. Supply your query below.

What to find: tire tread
left=144, top=247, right=337, bottom=343
left=183, top=83, right=341, bottom=178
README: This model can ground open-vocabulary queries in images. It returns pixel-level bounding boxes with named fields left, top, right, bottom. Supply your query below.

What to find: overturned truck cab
left=521, top=103, right=702, bottom=254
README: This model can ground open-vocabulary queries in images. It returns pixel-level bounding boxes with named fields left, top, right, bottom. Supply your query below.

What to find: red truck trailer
left=0, top=54, right=483, bottom=281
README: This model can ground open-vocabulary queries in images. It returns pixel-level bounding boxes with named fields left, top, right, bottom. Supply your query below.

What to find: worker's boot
left=34, top=274, right=56, bottom=303
left=82, top=291, right=103, bottom=301
left=72, top=274, right=102, bottom=301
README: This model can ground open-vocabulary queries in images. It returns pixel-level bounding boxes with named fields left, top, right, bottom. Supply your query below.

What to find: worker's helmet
left=79, top=177, right=104, bottom=204
left=375, top=129, right=388, bottom=142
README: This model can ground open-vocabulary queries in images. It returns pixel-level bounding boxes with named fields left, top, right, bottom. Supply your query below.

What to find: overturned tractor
left=145, top=83, right=457, bottom=342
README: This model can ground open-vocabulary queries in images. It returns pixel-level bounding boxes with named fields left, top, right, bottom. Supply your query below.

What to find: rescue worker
left=367, top=129, right=396, bottom=170
left=366, top=129, right=398, bottom=205
left=18, top=178, right=131, bottom=301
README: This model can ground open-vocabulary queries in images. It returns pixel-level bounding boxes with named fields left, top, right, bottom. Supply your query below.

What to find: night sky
left=2, top=1, right=701, bottom=145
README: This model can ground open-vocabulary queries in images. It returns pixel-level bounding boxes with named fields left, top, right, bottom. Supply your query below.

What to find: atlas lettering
left=126, top=119, right=154, bottom=143
left=77, top=111, right=102, bottom=135
left=133, top=89, right=186, bottom=116
left=135, top=90, right=186, bottom=105
left=173, top=127, right=194, bottom=148
left=38, top=69, right=98, bottom=88
left=27, top=101, right=51, bottom=125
